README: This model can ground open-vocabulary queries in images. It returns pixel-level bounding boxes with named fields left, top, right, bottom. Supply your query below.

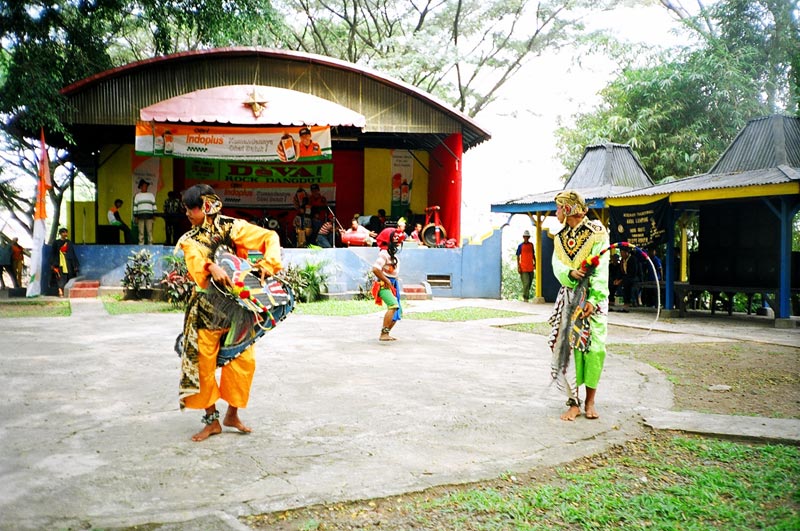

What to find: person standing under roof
left=133, top=179, right=157, bottom=245
left=516, top=230, right=535, bottom=302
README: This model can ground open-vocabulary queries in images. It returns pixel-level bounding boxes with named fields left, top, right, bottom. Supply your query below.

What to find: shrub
left=159, top=254, right=193, bottom=308
left=121, top=249, right=154, bottom=297
left=282, top=259, right=329, bottom=303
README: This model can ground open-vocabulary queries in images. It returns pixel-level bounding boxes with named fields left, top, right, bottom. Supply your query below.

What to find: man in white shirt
left=133, top=180, right=157, bottom=244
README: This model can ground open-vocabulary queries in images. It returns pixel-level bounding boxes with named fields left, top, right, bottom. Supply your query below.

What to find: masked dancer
left=372, top=227, right=402, bottom=341
left=547, top=190, right=609, bottom=421
left=176, top=184, right=282, bottom=441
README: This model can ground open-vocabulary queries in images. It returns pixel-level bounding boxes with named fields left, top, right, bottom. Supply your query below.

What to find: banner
left=390, top=150, right=413, bottom=217
left=609, top=198, right=669, bottom=248
left=135, top=122, right=332, bottom=162
left=184, top=159, right=335, bottom=209
left=131, top=154, right=161, bottom=198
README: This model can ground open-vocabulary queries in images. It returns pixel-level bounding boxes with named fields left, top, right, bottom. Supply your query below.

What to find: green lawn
left=0, top=299, right=71, bottom=318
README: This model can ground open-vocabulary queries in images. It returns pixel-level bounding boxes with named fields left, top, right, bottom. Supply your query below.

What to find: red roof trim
left=60, top=47, right=490, bottom=139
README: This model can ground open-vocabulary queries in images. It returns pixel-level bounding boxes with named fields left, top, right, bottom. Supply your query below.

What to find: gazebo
left=493, top=115, right=800, bottom=325
left=491, top=142, right=656, bottom=301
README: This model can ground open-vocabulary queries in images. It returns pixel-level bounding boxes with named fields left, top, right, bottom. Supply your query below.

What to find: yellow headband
left=554, top=190, right=587, bottom=216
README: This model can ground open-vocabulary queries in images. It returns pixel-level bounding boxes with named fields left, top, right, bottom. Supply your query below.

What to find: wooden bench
left=672, top=283, right=797, bottom=317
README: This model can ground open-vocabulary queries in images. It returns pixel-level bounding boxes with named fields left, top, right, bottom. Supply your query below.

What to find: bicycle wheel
left=421, top=223, right=447, bottom=247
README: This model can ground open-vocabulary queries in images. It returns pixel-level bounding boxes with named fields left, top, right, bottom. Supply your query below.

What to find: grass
left=0, top=299, right=71, bottom=318
left=499, top=321, right=553, bottom=335
left=246, top=433, right=800, bottom=530
left=102, top=295, right=182, bottom=315
left=294, top=298, right=380, bottom=316
left=405, top=306, right=529, bottom=322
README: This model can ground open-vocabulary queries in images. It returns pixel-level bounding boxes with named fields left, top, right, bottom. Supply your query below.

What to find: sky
left=460, top=2, right=692, bottom=244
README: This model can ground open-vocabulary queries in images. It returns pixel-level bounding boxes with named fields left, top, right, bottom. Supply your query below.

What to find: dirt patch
left=610, top=341, right=800, bottom=419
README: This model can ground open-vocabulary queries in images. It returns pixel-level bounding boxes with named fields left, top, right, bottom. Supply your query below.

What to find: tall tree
left=555, top=0, right=797, bottom=181
left=267, top=0, right=623, bottom=117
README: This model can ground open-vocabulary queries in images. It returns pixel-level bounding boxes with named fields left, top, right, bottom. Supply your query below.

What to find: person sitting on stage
left=340, top=216, right=376, bottom=247
left=107, top=198, right=132, bottom=243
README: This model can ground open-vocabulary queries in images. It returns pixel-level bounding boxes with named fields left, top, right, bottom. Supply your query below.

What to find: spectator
left=50, top=228, right=79, bottom=297
left=107, top=198, right=133, bottom=243
left=163, top=191, right=183, bottom=246
left=516, top=230, right=535, bottom=302
left=133, top=179, right=157, bottom=245
left=618, top=247, right=640, bottom=312
left=11, top=237, right=24, bottom=288
left=315, top=211, right=334, bottom=248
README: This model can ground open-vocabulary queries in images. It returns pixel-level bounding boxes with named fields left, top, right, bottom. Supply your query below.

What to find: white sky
left=461, top=2, right=692, bottom=243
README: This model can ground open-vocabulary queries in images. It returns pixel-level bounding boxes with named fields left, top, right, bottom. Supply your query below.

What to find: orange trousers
left=183, top=328, right=256, bottom=410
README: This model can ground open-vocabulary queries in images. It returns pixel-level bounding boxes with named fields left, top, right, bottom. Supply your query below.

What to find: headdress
left=201, top=193, right=223, bottom=216
left=376, top=227, right=398, bottom=250
left=554, top=190, right=587, bottom=217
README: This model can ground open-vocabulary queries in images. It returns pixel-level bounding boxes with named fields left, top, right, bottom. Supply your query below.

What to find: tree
left=0, top=133, right=75, bottom=243
left=0, top=1, right=280, bottom=241
left=266, top=0, right=623, bottom=117
left=555, top=0, right=797, bottom=181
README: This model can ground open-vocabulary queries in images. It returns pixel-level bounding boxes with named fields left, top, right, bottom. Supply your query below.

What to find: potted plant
left=121, top=249, right=154, bottom=299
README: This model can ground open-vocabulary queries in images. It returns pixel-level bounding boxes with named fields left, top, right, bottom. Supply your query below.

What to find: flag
left=26, top=128, right=53, bottom=297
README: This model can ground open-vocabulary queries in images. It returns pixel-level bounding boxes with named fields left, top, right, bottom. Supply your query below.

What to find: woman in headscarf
left=176, top=184, right=282, bottom=441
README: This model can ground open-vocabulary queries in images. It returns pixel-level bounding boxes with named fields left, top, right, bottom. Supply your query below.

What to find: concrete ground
left=0, top=296, right=798, bottom=530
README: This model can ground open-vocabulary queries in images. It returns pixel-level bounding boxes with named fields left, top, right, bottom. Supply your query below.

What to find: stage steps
left=69, top=280, right=101, bottom=298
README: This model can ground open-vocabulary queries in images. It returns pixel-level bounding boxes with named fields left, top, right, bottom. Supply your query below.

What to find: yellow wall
left=363, top=148, right=429, bottom=218
left=67, top=201, right=97, bottom=244
left=96, top=144, right=173, bottom=244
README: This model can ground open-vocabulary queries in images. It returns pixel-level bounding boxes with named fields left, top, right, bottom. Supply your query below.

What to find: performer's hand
left=579, top=301, right=595, bottom=318
left=207, top=263, right=231, bottom=287
left=570, top=269, right=585, bottom=280
left=259, top=267, right=274, bottom=283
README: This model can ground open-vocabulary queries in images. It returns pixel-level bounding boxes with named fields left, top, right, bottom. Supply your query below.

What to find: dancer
left=372, top=227, right=402, bottom=341
left=175, top=184, right=282, bottom=441
left=547, top=190, right=609, bottom=421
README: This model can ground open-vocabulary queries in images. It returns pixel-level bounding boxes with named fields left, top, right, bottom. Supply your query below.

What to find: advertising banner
left=184, top=159, right=335, bottom=209
left=135, top=122, right=332, bottom=162
left=390, top=150, right=413, bottom=218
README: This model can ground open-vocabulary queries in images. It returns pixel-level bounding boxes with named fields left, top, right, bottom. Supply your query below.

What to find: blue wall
left=48, top=229, right=502, bottom=299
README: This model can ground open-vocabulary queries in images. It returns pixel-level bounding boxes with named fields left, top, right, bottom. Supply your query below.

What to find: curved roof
left=60, top=47, right=490, bottom=152
left=139, top=85, right=366, bottom=127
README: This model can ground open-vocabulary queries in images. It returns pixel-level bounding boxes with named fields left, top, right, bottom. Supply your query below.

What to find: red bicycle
left=421, top=205, right=448, bottom=247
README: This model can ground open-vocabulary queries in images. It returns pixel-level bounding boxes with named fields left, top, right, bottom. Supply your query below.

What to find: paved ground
left=0, top=296, right=798, bottom=530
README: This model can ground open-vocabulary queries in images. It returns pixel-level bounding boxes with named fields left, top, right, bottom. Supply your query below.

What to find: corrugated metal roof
left=490, top=143, right=654, bottom=213
left=565, top=143, right=655, bottom=189
left=614, top=165, right=800, bottom=198
left=59, top=47, right=490, bottom=152
left=708, top=115, right=800, bottom=173
left=139, top=85, right=366, bottom=127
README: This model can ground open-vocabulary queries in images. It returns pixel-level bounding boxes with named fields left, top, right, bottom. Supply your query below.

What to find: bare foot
left=560, top=405, right=581, bottom=421
left=191, top=421, right=222, bottom=442
left=379, top=333, right=397, bottom=341
left=223, top=410, right=252, bottom=434
left=584, top=403, right=600, bottom=419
